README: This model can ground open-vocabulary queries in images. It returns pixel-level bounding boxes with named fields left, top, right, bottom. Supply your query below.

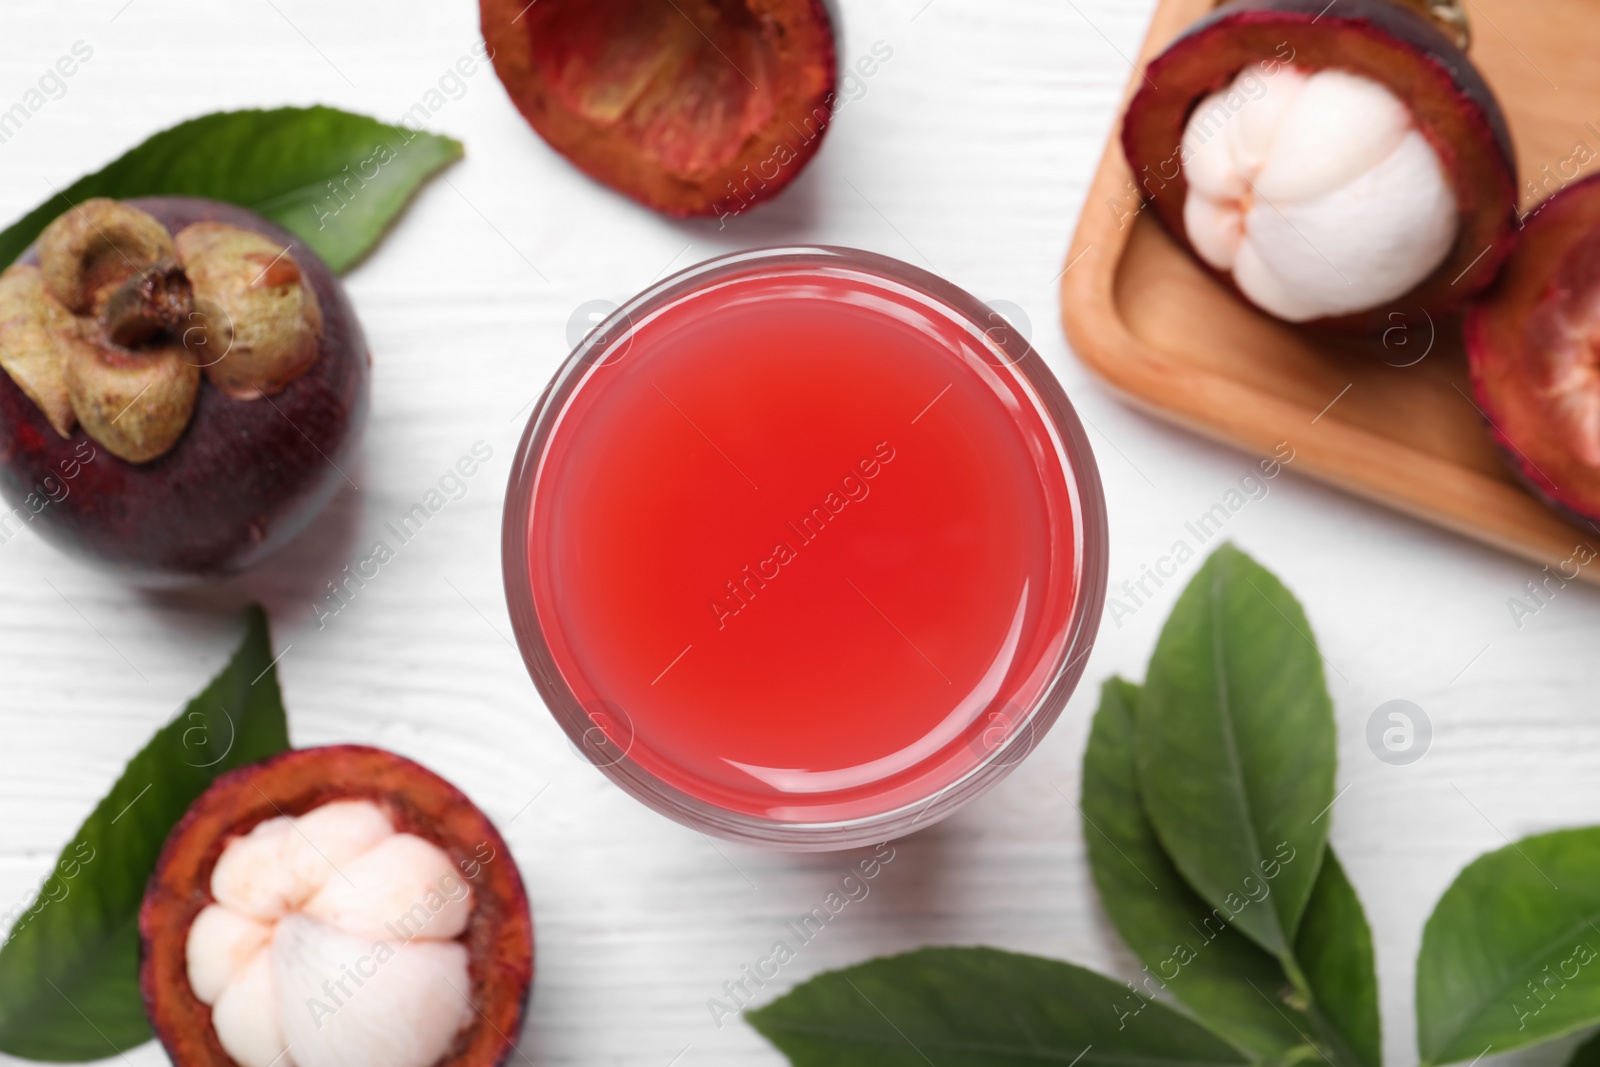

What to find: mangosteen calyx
left=0, top=197, right=323, bottom=463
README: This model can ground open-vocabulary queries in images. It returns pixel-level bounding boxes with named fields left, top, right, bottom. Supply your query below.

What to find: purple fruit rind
left=1465, top=174, right=1600, bottom=529
left=0, top=196, right=368, bottom=582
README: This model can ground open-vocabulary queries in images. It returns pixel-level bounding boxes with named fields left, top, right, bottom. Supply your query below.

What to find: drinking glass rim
left=501, top=245, right=1109, bottom=851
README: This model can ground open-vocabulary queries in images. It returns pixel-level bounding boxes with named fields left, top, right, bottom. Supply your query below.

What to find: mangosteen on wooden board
left=0, top=196, right=368, bottom=582
left=140, top=745, right=534, bottom=1067
left=1120, top=0, right=1517, bottom=328
left=479, top=0, right=838, bottom=219
left=1467, top=174, right=1600, bottom=530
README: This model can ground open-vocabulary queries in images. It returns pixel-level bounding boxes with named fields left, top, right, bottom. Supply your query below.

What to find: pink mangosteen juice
left=505, top=248, right=1107, bottom=847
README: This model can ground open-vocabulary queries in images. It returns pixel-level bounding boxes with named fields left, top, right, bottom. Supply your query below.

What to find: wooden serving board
left=1060, top=0, right=1600, bottom=579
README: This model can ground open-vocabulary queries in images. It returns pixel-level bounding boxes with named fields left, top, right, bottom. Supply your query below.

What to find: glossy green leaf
left=1136, top=543, right=1336, bottom=959
left=747, top=946, right=1249, bottom=1066
left=1297, top=850, right=1382, bottom=1067
left=1083, top=676, right=1314, bottom=1060
left=1417, top=827, right=1600, bottom=1065
left=0, top=106, right=461, bottom=273
left=0, top=606, right=292, bottom=1061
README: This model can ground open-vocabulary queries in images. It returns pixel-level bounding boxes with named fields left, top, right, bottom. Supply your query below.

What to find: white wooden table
left=1, top=2, right=1593, bottom=1064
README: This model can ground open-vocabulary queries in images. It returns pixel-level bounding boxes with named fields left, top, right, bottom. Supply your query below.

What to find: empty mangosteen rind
left=1467, top=173, right=1600, bottom=528
left=480, top=0, right=839, bottom=218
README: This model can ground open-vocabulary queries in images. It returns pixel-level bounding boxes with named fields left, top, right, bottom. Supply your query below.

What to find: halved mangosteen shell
left=479, top=0, right=838, bottom=218
left=1468, top=173, right=1600, bottom=529
left=139, top=745, right=533, bottom=1067
left=1121, top=0, right=1518, bottom=329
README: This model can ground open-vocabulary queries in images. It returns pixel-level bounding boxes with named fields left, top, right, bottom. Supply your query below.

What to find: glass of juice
left=504, top=247, right=1107, bottom=849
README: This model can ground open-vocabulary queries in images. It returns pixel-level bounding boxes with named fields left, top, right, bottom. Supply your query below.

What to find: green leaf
left=0, top=606, right=292, bottom=1061
left=1136, top=543, right=1336, bottom=960
left=1082, top=676, right=1314, bottom=1060
left=1416, top=827, right=1600, bottom=1065
left=747, top=946, right=1249, bottom=1066
left=1297, top=850, right=1382, bottom=1067
left=0, top=106, right=461, bottom=274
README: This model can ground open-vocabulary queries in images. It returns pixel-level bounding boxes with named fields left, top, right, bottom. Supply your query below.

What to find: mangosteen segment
left=141, top=746, right=534, bottom=1067
left=1121, top=0, right=1517, bottom=328
left=1468, top=174, right=1600, bottom=522
left=273, top=913, right=474, bottom=1067
left=186, top=905, right=273, bottom=1005
left=480, top=0, right=838, bottom=217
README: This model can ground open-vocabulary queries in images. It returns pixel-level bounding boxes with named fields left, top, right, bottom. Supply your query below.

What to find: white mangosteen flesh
left=185, top=800, right=475, bottom=1067
left=1180, top=63, right=1459, bottom=322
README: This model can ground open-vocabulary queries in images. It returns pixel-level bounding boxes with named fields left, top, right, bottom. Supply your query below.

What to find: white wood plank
left=0, top=2, right=1590, bottom=1065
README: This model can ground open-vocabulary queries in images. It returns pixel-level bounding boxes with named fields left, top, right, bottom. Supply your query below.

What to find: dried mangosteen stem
left=1421, top=0, right=1469, bottom=48
left=102, top=258, right=194, bottom=349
